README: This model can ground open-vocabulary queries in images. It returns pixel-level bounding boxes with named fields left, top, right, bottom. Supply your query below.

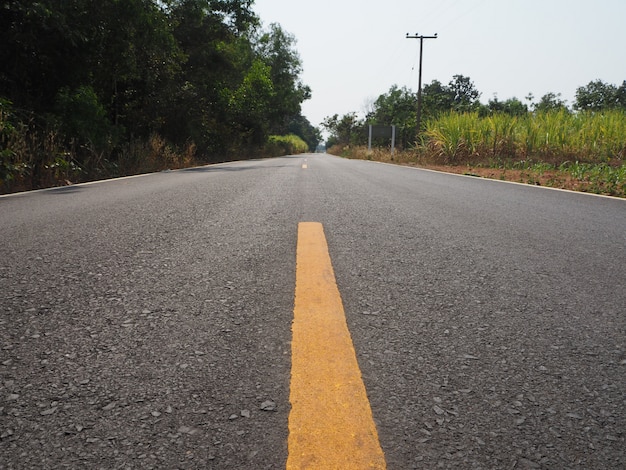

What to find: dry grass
left=327, top=144, right=424, bottom=165
left=328, top=145, right=626, bottom=198
left=327, top=110, right=626, bottom=198
left=0, top=126, right=201, bottom=194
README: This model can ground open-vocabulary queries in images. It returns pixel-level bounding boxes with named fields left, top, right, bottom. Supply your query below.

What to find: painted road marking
left=302, top=159, right=308, bottom=169
left=288, top=222, right=386, bottom=469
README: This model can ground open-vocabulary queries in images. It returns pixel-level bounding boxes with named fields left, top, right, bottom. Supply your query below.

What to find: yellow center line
left=288, top=222, right=386, bottom=469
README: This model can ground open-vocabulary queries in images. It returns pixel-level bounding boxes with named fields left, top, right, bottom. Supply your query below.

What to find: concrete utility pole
left=406, top=33, right=437, bottom=136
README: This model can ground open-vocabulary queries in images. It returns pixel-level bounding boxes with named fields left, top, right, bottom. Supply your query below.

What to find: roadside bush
left=265, top=134, right=308, bottom=157
left=54, top=86, right=117, bottom=151
left=0, top=96, right=200, bottom=194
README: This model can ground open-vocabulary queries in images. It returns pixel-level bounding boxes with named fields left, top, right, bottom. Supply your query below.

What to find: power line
left=406, top=33, right=438, bottom=136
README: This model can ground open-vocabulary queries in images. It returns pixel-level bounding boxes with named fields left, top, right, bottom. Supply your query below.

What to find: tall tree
left=256, top=23, right=311, bottom=135
left=89, top=0, right=182, bottom=134
left=166, top=0, right=260, bottom=153
left=367, top=85, right=417, bottom=147
left=534, top=92, right=568, bottom=113
left=0, top=0, right=89, bottom=111
left=448, top=74, right=481, bottom=112
left=322, top=113, right=365, bottom=147
left=287, top=115, right=321, bottom=152
left=487, top=96, right=528, bottom=116
left=574, top=80, right=625, bottom=111
left=421, top=79, right=454, bottom=118
left=1, top=0, right=316, bottom=172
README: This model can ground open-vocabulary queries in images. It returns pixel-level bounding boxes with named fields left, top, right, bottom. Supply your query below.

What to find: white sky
left=253, top=0, right=626, bottom=129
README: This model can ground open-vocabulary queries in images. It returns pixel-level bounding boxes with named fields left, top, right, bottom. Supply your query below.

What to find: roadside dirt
left=330, top=147, right=623, bottom=197
left=408, top=163, right=610, bottom=195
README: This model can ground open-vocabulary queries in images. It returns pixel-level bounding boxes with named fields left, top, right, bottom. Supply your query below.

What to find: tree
left=90, top=0, right=183, bottom=134
left=287, top=115, right=321, bottom=152
left=367, top=86, right=417, bottom=147
left=617, top=81, right=626, bottom=109
left=448, top=74, right=481, bottom=112
left=0, top=0, right=90, bottom=111
left=421, top=75, right=480, bottom=117
left=487, top=96, right=528, bottom=116
left=54, top=85, right=117, bottom=150
left=364, top=77, right=483, bottom=147
left=534, top=92, right=568, bottom=113
left=421, top=79, right=454, bottom=118
left=574, top=80, right=624, bottom=111
left=167, top=0, right=259, bottom=153
left=322, top=113, right=365, bottom=148
left=227, top=59, right=275, bottom=146
left=0, top=0, right=182, bottom=137
left=256, top=23, right=311, bottom=135
left=1, top=0, right=315, bottom=180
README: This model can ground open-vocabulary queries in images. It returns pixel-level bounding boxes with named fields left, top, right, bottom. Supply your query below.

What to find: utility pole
left=406, top=33, right=437, bottom=137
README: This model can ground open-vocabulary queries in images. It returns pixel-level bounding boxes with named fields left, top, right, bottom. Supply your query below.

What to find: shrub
left=265, top=134, right=309, bottom=157
left=54, top=86, right=117, bottom=151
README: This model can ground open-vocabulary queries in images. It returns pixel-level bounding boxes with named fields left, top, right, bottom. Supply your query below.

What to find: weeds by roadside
left=327, top=109, right=626, bottom=198
left=0, top=117, right=201, bottom=194
left=328, top=145, right=626, bottom=198
left=1, top=98, right=308, bottom=194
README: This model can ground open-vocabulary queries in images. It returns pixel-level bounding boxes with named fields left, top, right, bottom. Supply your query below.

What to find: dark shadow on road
left=49, top=185, right=83, bottom=194
left=181, top=164, right=292, bottom=173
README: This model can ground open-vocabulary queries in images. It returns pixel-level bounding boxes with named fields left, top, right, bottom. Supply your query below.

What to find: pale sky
left=253, top=0, right=626, bottom=129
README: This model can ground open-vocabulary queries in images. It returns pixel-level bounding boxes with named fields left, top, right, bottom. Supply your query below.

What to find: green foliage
left=256, top=23, right=312, bottom=134
left=227, top=59, right=275, bottom=146
left=448, top=74, right=481, bottom=112
left=0, top=97, right=84, bottom=191
left=265, top=134, right=308, bottom=157
left=424, top=112, right=481, bottom=162
left=322, top=113, right=367, bottom=147
left=533, top=92, right=569, bottom=113
left=54, top=86, right=117, bottom=150
left=424, top=109, right=626, bottom=164
left=366, top=85, right=417, bottom=147
left=324, top=76, right=484, bottom=151
left=422, top=80, right=453, bottom=118
left=287, top=115, right=321, bottom=152
left=329, top=77, right=626, bottom=197
left=0, top=98, right=22, bottom=186
left=574, top=80, right=626, bottom=111
left=417, top=75, right=482, bottom=121
left=486, top=96, right=528, bottom=116
left=358, top=76, right=483, bottom=147
left=0, top=0, right=319, bottom=192
left=555, top=161, right=626, bottom=196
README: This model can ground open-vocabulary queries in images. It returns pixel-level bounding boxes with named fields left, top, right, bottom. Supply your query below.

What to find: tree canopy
left=574, top=80, right=626, bottom=112
left=323, top=75, right=626, bottom=150
left=0, top=0, right=318, bottom=189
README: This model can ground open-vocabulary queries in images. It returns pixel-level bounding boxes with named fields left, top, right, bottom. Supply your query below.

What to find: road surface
left=1, top=154, right=624, bottom=468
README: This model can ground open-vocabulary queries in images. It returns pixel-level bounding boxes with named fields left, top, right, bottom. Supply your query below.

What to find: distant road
left=1, top=154, right=624, bottom=468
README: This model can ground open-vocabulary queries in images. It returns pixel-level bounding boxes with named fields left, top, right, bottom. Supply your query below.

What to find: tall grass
left=329, top=109, right=626, bottom=197
left=424, top=109, right=626, bottom=164
left=0, top=100, right=200, bottom=194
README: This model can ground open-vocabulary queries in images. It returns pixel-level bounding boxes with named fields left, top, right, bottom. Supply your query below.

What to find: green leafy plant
left=265, top=134, right=308, bottom=157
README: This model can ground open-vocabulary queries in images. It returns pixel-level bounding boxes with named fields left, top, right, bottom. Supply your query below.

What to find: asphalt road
left=1, top=154, right=624, bottom=469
